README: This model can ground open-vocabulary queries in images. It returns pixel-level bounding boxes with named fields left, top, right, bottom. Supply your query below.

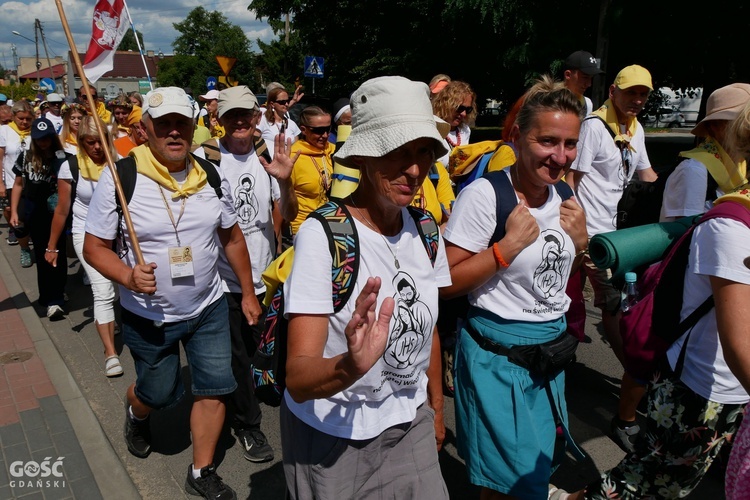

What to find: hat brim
left=334, top=118, right=449, bottom=168
left=145, top=106, right=194, bottom=120
left=691, top=108, right=742, bottom=136
left=579, top=67, right=605, bottom=76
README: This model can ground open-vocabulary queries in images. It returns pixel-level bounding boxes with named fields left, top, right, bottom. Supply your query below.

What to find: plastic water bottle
left=621, top=272, right=639, bottom=313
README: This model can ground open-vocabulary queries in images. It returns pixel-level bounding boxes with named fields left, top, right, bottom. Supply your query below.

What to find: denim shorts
left=122, top=297, right=236, bottom=410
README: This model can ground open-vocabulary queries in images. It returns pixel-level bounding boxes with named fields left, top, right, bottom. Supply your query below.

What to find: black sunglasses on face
left=456, top=105, right=473, bottom=114
left=275, top=99, right=290, bottom=105
left=306, top=125, right=330, bottom=135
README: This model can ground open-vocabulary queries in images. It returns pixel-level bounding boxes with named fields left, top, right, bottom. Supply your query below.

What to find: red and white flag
left=82, top=0, right=129, bottom=83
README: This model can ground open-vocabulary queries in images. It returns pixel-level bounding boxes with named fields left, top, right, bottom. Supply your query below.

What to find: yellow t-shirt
left=411, top=162, right=455, bottom=224
left=289, top=140, right=336, bottom=234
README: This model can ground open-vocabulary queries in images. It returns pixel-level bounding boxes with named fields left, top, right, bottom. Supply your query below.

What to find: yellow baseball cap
left=613, top=65, right=653, bottom=90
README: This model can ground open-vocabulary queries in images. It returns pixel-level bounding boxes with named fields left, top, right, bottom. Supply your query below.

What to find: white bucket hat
left=334, top=76, right=449, bottom=168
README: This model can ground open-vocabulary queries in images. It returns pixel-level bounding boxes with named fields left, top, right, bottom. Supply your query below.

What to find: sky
left=0, top=0, right=275, bottom=71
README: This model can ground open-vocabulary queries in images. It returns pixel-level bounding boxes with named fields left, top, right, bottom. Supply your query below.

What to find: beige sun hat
left=333, top=76, right=450, bottom=168
left=692, top=83, right=750, bottom=137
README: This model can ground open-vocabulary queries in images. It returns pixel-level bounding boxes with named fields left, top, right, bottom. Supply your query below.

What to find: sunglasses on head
left=456, top=105, right=473, bottom=114
left=306, top=125, right=330, bottom=135
left=275, top=99, right=290, bottom=105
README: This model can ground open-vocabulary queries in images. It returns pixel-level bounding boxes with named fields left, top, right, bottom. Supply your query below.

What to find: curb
left=0, top=242, right=140, bottom=499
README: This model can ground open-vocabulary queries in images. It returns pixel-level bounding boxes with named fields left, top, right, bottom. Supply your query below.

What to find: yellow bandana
left=679, top=136, right=747, bottom=195
left=128, top=144, right=207, bottom=199
left=77, top=153, right=106, bottom=181
left=591, top=99, right=639, bottom=151
left=9, top=122, right=30, bottom=141
left=714, top=182, right=750, bottom=210
left=66, top=134, right=77, bottom=147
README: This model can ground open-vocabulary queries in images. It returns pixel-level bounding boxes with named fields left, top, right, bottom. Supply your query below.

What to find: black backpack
left=112, top=154, right=223, bottom=255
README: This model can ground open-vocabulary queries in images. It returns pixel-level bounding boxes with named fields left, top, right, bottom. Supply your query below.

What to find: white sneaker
left=46, top=305, right=64, bottom=320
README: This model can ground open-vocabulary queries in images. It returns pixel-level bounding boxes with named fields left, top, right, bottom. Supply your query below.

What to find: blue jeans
left=123, top=297, right=236, bottom=410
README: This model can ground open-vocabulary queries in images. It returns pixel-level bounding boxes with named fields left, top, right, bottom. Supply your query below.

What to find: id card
left=168, top=246, right=195, bottom=278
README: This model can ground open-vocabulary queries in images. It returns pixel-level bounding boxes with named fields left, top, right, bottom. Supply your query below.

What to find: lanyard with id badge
left=158, top=184, right=195, bottom=279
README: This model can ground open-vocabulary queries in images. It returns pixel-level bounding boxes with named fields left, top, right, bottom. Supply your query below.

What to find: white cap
left=46, top=93, right=64, bottom=103
left=142, top=87, right=194, bottom=120
left=199, top=89, right=220, bottom=101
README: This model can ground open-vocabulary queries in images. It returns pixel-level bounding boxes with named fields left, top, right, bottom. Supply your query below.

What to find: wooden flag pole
left=54, top=0, right=145, bottom=266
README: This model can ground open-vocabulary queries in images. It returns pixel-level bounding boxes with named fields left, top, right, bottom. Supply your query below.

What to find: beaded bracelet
left=45, top=249, right=59, bottom=253
left=492, top=242, right=510, bottom=268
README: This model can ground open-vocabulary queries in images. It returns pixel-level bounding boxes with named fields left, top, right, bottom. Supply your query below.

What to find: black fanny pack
left=465, top=322, right=578, bottom=377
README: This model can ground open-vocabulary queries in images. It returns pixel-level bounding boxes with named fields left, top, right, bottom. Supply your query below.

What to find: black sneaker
left=123, top=407, right=151, bottom=458
left=610, top=417, right=640, bottom=454
left=237, top=428, right=274, bottom=463
left=185, top=464, right=237, bottom=499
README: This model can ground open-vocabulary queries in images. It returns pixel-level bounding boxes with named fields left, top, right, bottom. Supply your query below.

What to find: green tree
left=159, top=7, right=258, bottom=93
left=119, top=29, right=145, bottom=52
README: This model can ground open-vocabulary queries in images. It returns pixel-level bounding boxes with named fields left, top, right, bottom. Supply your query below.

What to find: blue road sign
left=40, top=78, right=56, bottom=93
left=206, top=76, right=218, bottom=90
left=304, top=57, right=324, bottom=79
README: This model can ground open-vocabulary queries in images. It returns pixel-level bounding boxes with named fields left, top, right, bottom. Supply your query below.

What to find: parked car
left=642, top=106, right=686, bottom=128
left=475, top=107, right=503, bottom=128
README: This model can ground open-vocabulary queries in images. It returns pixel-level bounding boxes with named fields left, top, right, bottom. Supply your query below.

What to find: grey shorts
left=280, top=400, right=448, bottom=500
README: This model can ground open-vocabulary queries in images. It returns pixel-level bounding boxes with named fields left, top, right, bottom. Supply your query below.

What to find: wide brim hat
left=692, top=83, right=750, bottom=137
left=334, top=76, right=449, bottom=168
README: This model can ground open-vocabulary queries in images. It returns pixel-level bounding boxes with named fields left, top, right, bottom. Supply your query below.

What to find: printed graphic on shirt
left=383, top=271, right=432, bottom=370
left=233, top=173, right=259, bottom=225
left=532, top=229, right=569, bottom=300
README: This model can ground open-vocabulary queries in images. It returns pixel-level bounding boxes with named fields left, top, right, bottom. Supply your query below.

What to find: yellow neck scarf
left=679, top=136, right=747, bottom=194
left=66, top=134, right=77, bottom=147
left=129, top=144, right=207, bottom=199
left=9, top=122, right=30, bottom=141
left=714, top=182, right=750, bottom=210
left=591, top=99, right=639, bottom=151
left=77, top=153, right=105, bottom=181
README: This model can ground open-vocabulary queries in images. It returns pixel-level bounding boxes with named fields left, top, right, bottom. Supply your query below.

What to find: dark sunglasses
left=275, top=99, right=290, bottom=105
left=456, top=105, right=473, bottom=114
left=306, top=125, right=330, bottom=135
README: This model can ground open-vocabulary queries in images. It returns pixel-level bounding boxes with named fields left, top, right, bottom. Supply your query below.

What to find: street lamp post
left=12, top=30, right=41, bottom=85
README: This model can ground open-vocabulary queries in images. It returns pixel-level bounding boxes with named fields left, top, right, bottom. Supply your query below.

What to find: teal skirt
left=454, top=307, right=568, bottom=499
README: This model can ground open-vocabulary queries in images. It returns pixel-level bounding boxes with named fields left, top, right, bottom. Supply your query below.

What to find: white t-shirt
left=57, top=159, right=99, bottom=235
left=666, top=217, right=750, bottom=404
left=45, top=112, right=64, bottom=134
left=63, top=143, right=78, bottom=155
left=0, top=125, right=29, bottom=186
left=85, top=164, right=237, bottom=322
left=659, top=158, right=715, bottom=221
left=258, top=114, right=300, bottom=159
left=583, top=96, right=594, bottom=116
left=193, top=142, right=280, bottom=295
left=571, top=117, right=651, bottom=235
left=444, top=171, right=574, bottom=322
left=283, top=209, right=452, bottom=440
left=437, top=122, right=471, bottom=168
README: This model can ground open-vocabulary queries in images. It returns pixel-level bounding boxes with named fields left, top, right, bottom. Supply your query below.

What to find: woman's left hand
left=343, top=277, right=394, bottom=379
left=44, top=251, right=58, bottom=268
left=261, top=134, right=301, bottom=181
left=559, top=198, right=588, bottom=253
left=434, top=407, right=446, bottom=451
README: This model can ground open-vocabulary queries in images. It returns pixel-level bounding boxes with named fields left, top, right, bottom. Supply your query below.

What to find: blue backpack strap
left=484, top=170, right=518, bottom=246
left=406, top=206, right=439, bottom=267
left=308, top=200, right=360, bottom=313
left=457, top=151, right=494, bottom=194
left=485, top=170, right=574, bottom=246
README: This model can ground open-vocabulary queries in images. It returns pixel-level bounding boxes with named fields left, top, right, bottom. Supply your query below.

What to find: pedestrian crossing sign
left=304, top=56, right=324, bottom=78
